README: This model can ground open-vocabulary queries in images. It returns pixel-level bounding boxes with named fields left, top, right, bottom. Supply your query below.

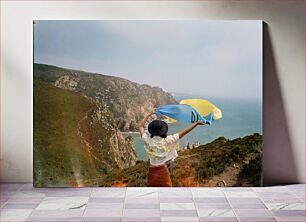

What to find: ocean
left=124, top=95, right=262, bottom=161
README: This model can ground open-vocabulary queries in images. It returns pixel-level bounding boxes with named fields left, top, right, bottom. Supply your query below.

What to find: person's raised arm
left=138, top=108, right=156, bottom=135
left=178, top=121, right=205, bottom=139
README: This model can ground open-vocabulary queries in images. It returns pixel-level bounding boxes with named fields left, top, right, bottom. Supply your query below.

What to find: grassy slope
left=172, top=134, right=262, bottom=187
left=101, top=160, right=150, bottom=187
left=34, top=80, right=105, bottom=187
left=102, top=134, right=263, bottom=187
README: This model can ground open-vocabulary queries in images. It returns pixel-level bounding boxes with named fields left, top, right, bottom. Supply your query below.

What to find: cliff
left=34, top=80, right=137, bottom=187
left=34, top=63, right=177, bottom=131
left=100, top=133, right=263, bottom=187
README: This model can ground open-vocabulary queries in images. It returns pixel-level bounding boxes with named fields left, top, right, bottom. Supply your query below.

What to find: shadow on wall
left=263, top=22, right=298, bottom=185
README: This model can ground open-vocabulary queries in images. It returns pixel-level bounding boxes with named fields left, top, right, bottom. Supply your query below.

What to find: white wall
left=1, top=1, right=304, bottom=184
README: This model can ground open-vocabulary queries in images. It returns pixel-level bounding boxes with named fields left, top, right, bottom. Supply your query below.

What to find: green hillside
left=101, top=134, right=263, bottom=187
left=34, top=63, right=177, bottom=131
left=33, top=64, right=262, bottom=187
left=34, top=80, right=136, bottom=187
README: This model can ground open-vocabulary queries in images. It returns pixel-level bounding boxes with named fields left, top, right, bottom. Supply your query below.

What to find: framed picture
left=33, top=20, right=262, bottom=187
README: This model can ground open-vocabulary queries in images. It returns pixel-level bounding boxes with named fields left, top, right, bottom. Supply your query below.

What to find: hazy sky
left=34, top=20, right=262, bottom=100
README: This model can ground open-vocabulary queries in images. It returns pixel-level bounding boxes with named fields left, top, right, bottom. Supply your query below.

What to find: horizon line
left=34, top=62, right=262, bottom=101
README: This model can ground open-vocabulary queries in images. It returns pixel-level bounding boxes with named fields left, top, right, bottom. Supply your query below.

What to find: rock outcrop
left=34, top=80, right=137, bottom=187
left=34, top=63, right=177, bottom=131
left=79, top=101, right=137, bottom=169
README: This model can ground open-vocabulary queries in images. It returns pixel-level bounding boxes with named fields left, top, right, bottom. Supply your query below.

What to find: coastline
left=121, top=131, right=140, bottom=135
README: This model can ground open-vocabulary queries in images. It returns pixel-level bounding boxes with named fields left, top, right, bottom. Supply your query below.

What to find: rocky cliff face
left=34, top=63, right=177, bottom=131
left=34, top=80, right=137, bottom=187
left=79, top=100, right=137, bottom=170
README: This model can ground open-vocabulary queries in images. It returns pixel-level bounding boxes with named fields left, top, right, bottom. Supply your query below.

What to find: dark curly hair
left=148, top=120, right=168, bottom=138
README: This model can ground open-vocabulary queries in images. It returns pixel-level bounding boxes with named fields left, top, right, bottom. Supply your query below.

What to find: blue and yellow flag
left=156, top=99, right=222, bottom=125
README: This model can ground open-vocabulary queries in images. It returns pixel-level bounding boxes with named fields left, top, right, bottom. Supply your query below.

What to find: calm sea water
left=124, top=95, right=262, bottom=160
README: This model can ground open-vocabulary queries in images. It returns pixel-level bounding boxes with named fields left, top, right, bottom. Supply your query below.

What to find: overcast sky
left=34, top=20, right=262, bottom=100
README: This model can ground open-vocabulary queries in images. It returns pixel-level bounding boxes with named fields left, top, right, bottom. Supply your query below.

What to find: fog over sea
left=124, top=94, right=262, bottom=161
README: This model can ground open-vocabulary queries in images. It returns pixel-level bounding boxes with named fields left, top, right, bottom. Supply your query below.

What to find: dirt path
left=76, top=107, right=107, bottom=165
left=202, top=156, right=253, bottom=187
left=203, top=164, right=240, bottom=187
